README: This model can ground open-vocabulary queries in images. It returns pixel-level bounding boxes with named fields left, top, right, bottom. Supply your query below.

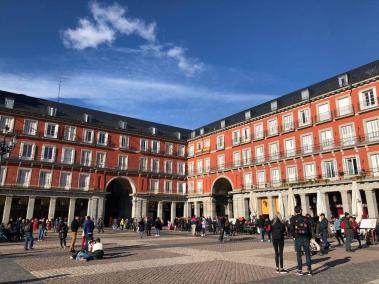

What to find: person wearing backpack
left=290, top=205, right=312, bottom=276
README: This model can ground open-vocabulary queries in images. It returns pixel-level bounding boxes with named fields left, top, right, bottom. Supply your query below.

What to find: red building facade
left=1, top=60, right=379, bottom=224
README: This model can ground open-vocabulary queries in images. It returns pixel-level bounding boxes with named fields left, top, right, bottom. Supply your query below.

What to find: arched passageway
left=104, top=178, right=133, bottom=226
left=212, top=178, right=233, bottom=217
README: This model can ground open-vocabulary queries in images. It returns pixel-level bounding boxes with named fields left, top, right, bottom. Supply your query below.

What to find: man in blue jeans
left=290, top=206, right=312, bottom=276
left=83, top=216, right=94, bottom=250
left=318, top=213, right=329, bottom=255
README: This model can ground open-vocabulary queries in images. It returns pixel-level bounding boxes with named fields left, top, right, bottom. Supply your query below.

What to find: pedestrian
left=70, top=216, right=80, bottom=252
left=24, top=219, right=33, bottom=251
left=201, top=217, right=207, bottom=237
left=120, top=218, right=125, bottom=231
left=265, top=217, right=272, bottom=242
left=191, top=216, right=197, bottom=236
left=37, top=219, right=44, bottom=241
left=318, top=213, right=329, bottom=253
left=342, top=213, right=354, bottom=252
left=154, top=217, right=162, bottom=237
left=138, top=219, right=145, bottom=239
left=271, top=216, right=288, bottom=274
left=58, top=220, right=68, bottom=249
left=332, top=216, right=344, bottom=246
left=97, top=218, right=104, bottom=233
left=83, top=216, right=95, bottom=250
left=352, top=216, right=362, bottom=249
left=257, top=215, right=266, bottom=242
left=290, top=206, right=312, bottom=276
left=146, top=217, right=152, bottom=236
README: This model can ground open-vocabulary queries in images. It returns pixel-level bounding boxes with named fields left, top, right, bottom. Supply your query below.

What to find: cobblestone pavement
left=1, top=230, right=379, bottom=284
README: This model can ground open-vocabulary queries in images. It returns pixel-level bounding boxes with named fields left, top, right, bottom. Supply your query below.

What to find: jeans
left=38, top=228, right=44, bottom=240
left=345, top=229, right=353, bottom=251
left=139, top=230, right=144, bottom=238
left=320, top=231, right=329, bottom=250
left=335, top=230, right=344, bottom=244
left=60, top=237, right=66, bottom=248
left=272, top=240, right=284, bottom=269
left=294, top=236, right=312, bottom=272
left=24, top=235, right=33, bottom=250
left=155, top=228, right=160, bottom=236
left=260, top=228, right=266, bottom=241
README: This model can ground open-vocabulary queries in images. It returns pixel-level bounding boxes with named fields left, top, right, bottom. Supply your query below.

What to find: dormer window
left=174, top=131, right=181, bottom=140
left=82, top=113, right=92, bottom=123
left=118, top=120, right=127, bottom=129
left=191, top=131, right=196, bottom=138
left=301, top=89, right=310, bottom=101
left=271, top=100, right=278, bottom=111
left=47, top=106, right=57, bottom=117
left=245, top=110, right=251, bottom=120
left=150, top=127, right=157, bottom=135
left=338, top=74, right=349, bottom=87
left=4, top=98, right=14, bottom=109
left=200, top=128, right=204, bottom=135
left=220, top=120, right=226, bottom=129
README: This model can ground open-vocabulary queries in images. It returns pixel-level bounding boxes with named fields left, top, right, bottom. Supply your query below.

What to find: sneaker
left=280, top=269, right=289, bottom=274
left=295, top=271, right=303, bottom=276
left=276, top=268, right=280, bottom=274
left=305, top=270, right=313, bottom=276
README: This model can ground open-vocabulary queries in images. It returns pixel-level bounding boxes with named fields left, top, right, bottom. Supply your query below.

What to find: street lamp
left=0, top=126, right=17, bottom=180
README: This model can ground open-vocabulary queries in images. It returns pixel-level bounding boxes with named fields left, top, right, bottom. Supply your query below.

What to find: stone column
left=227, top=199, right=233, bottom=218
left=26, top=197, right=35, bottom=220
left=48, top=197, right=56, bottom=221
left=87, top=198, right=92, bottom=217
left=67, top=198, right=76, bottom=223
left=170, top=202, right=176, bottom=222
left=268, top=196, right=274, bottom=220
left=183, top=202, right=188, bottom=218
left=157, top=201, right=163, bottom=219
left=132, top=196, right=137, bottom=218
left=2, top=196, right=12, bottom=224
left=91, top=198, right=98, bottom=220
left=97, top=197, right=104, bottom=220
left=365, top=189, right=379, bottom=218
left=341, top=190, right=351, bottom=215
left=282, top=194, right=288, bottom=219
left=244, top=198, right=250, bottom=218
left=300, top=193, right=310, bottom=215
left=319, top=191, right=331, bottom=219
left=141, top=199, right=147, bottom=218
left=194, top=201, right=200, bottom=217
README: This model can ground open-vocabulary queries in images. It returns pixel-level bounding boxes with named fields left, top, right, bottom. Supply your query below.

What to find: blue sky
left=0, top=1, right=378, bottom=129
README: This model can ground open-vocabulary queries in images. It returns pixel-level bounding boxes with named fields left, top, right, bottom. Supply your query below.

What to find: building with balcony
left=2, top=60, right=379, bottom=224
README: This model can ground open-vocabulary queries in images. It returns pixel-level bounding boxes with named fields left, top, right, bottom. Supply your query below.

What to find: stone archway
left=212, top=177, right=233, bottom=217
left=104, top=177, right=134, bottom=226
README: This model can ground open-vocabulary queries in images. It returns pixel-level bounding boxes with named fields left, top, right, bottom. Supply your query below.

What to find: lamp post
left=0, top=126, right=17, bottom=181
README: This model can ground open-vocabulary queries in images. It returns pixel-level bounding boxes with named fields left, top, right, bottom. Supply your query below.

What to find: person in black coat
left=271, top=216, right=288, bottom=274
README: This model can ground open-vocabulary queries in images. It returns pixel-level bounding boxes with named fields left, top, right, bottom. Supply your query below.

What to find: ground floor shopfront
left=2, top=180, right=379, bottom=225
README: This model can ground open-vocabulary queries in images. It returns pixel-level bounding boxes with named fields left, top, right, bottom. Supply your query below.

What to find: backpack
left=293, top=217, right=309, bottom=236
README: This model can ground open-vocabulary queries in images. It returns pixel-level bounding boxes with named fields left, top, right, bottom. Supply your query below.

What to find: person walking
left=97, top=218, right=104, bottom=234
left=319, top=213, right=329, bottom=253
left=138, top=219, right=145, bottom=239
left=120, top=218, right=125, bottom=231
left=69, top=216, right=80, bottom=252
left=201, top=217, right=207, bottom=237
left=352, top=217, right=362, bottom=249
left=265, top=217, right=272, bottom=242
left=332, top=216, right=344, bottom=246
left=154, top=217, right=162, bottom=237
left=191, top=216, right=197, bottom=236
left=290, top=206, right=312, bottom=276
left=342, top=213, right=353, bottom=252
left=257, top=215, right=266, bottom=242
left=146, top=217, right=152, bottom=236
left=83, top=216, right=95, bottom=250
left=271, top=216, right=288, bottom=274
left=24, top=219, right=33, bottom=250
left=58, top=220, right=68, bottom=249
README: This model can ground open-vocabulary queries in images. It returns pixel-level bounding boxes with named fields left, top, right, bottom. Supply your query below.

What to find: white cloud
left=61, top=2, right=202, bottom=76
left=62, top=18, right=115, bottom=49
left=0, top=71, right=273, bottom=128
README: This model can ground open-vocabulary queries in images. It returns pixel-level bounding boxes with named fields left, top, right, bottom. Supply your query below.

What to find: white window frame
left=78, top=173, right=90, bottom=190
left=19, top=142, right=35, bottom=160
left=23, top=119, right=37, bottom=136
left=317, top=102, right=331, bottom=122
left=268, top=119, right=278, bottom=136
left=255, top=145, right=265, bottom=163
left=196, top=159, right=203, bottom=175
left=320, top=128, right=334, bottom=150
left=44, top=122, right=58, bottom=138
left=119, top=135, right=129, bottom=149
left=41, top=144, right=56, bottom=162
left=301, top=134, right=313, bottom=154
left=257, top=170, right=266, bottom=188
left=269, top=142, right=280, bottom=160
left=343, top=156, right=360, bottom=176
left=59, top=172, right=72, bottom=190
left=61, top=147, right=75, bottom=164
left=298, top=108, right=311, bottom=127
left=283, top=114, right=293, bottom=132
left=322, top=159, right=338, bottom=179
left=337, top=96, right=353, bottom=117
left=96, top=152, right=106, bottom=168
left=140, top=139, right=148, bottom=151
left=359, top=88, right=378, bottom=110
left=286, top=166, right=297, bottom=183
left=151, top=140, right=160, bottom=153
left=217, top=155, right=225, bottom=170
left=196, top=180, right=203, bottom=193
left=271, top=168, right=281, bottom=187
left=242, top=127, right=251, bottom=143
left=83, top=129, right=94, bottom=144
left=232, top=130, right=241, bottom=146
left=64, top=125, right=76, bottom=141
left=139, top=157, right=148, bottom=171
left=39, top=170, right=52, bottom=189
left=151, top=159, right=160, bottom=173
left=254, top=123, right=264, bottom=140
left=165, top=160, right=173, bottom=174
left=304, top=163, right=316, bottom=180
left=233, top=151, right=241, bottom=167
left=216, top=135, right=225, bottom=150
left=16, top=168, right=32, bottom=187
left=80, top=150, right=92, bottom=167
left=118, top=155, right=128, bottom=170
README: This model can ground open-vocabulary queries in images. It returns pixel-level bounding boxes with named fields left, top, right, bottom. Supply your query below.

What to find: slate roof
left=0, top=91, right=191, bottom=141
left=1, top=60, right=379, bottom=141
left=192, top=59, right=379, bottom=137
